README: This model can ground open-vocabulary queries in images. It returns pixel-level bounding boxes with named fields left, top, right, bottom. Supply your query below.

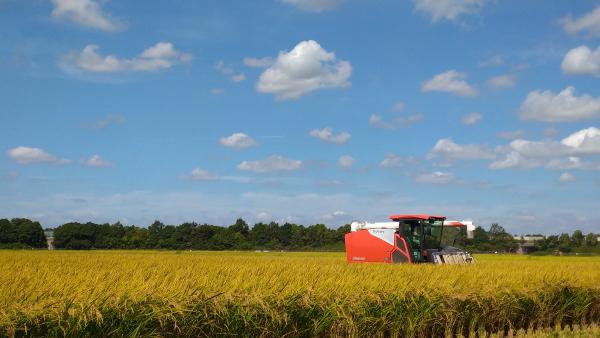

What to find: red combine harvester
left=344, top=214, right=474, bottom=264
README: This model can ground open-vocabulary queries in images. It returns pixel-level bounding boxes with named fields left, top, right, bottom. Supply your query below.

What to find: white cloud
left=559, top=172, right=576, bottom=183
left=561, top=5, right=600, bottom=37
left=486, top=74, right=516, bottom=88
left=379, top=154, right=404, bottom=168
left=479, top=55, right=504, bottom=68
left=63, top=42, right=192, bottom=73
left=497, top=130, right=525, bottom=140
left=210, top=88, right=224, bottom=95
left=232, top=74, right=246, bottom=82
left=92, top=113, right=125, bottom=129
left=220, top=133, right=258, bottom=149
left=83, top=154, right=113, bottom=168
left=415, top=171, right=458, bottom=185
left=215, top=60, right=246, bottom=82
left=51, top=0, right=123, bottom=32
left=309, top=127, right=351, bottom=144
left=7, top=146, right=70, bottom=165
left=490, top=127, right=600, bottom=170
left=489, top=151, right=539, bottom=170
left=369, top=113, right=423, bottom=129
left=421, top=70, right=477, bottom=97
left=280, top=0, right=342, bottom=12
left=391, top=102, right=405, bottom=112
left=323, top=210, right=348, bottom=221
left=238, top=155, right=302, bottom=173
left=462, top=112, right=482, bottom=125
left=428, top=138, right=496, bottom=161
left=547, top=157, right=588, bottom=170
left=338, top=155, right=355, bottom=170
left=413, top=0, right=486, bottom=23
left=519, top=87, right=600, bottom=122
left=243, top=57, right=274, bottom=68
left=560, top=127, right=600, bottom=154
left=256, top=40, right=351, bottom=100
left=561, top=45, right=600, bottom=77
left=184, top=168, right=219, bottom=181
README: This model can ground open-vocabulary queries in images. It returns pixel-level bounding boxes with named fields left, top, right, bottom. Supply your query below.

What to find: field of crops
left=1, top=251, right=600, bottom=337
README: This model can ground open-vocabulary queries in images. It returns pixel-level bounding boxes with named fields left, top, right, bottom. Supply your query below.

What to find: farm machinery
left=344, top=214, right=474, bottom=264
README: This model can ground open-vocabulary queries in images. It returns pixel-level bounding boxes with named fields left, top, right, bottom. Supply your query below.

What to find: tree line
left=1, top=217, right=597, bottom=253
left=462, top=224, right=599, bottom=254
left=0, top=218, right=47, bottom=249
left=51, top=219, right=350, bottom=250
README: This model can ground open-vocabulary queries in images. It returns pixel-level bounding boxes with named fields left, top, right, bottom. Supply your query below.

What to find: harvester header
left=345, top=214, right=474, bottom=264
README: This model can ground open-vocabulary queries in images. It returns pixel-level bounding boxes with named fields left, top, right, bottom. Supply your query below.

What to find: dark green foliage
left=50, top=218, right=352, bottom=251
left=0, top=218, right=46, bottom=248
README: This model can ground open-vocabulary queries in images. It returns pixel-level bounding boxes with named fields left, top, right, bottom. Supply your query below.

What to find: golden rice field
left=1, top=251, right=600, bottom=337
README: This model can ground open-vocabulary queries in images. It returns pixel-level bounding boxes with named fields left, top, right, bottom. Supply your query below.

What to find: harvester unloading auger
left=344, top=214, right=474, bottom=264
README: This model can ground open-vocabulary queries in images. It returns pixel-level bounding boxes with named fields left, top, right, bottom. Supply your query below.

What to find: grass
left=1, top=251, right=600, bottom=337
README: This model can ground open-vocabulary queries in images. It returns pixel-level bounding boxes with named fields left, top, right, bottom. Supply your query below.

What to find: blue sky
left=1, top=0, right=600, bottom=234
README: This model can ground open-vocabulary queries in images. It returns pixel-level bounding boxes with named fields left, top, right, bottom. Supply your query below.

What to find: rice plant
left=1, top=251, right=599, bottom=337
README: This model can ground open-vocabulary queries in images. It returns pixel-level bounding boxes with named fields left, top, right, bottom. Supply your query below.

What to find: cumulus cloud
left=519, top=87, right=600, bottom=122
left=83, top=154, right=113, bottom=167
left=92, top=113, right=125, bottom=129
left=183, top=168, right=220, bottom=181
left=561, top=45, right=600, bottom=77
left=561, top=5, right=600, bottom=37
left=478, top=55, right=504, bottom=68
left=391, top=102, right=405, bottom=112
left=256, top=40, right=351, bottom=100
left=369, top=113, right=423, bottom=129
left=490, top=127, right=600, bottom=169
left=561, top=127, right=600, bottom=154
left=497, top=130, right=525, bottom=140
left=220, top=133, right=258, bottom=149
left=379, top=154, right=403, bottom=168
left=378, top=154, right=418, bottom=169
left=413, top=0, right=486, bottom=23
left=486, top=74, right=516, bottom=88
left=309, top=127, right=351, bottom=144
left=7, top=146, right=70, bottom=165
left=51, top=0, right=124, bottom=32
left=428, top=138, right=496, bottom=162
left=338, top=155, right=355, bottom=170
left=215, top=60, right=246, bottom=82
left=489, top=151, right=538, bottom=170
left=415, top=171, right=458, bottom=185
left=243, top=57, right=274, bottom=68
left=462, top=112, right=482, bottom=125
left=280, top=0, right=342, bottom=12
left=421, top=70, right=477, bottom=97
left=322, top=210, right=348, bottom=221
left=62, top=42, right=192, bottom=73
left=559, top=172, right=576, bottom=183
left=238, top=155, right=302, bottom=173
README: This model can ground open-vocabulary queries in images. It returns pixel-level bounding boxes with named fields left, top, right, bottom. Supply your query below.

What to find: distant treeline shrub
left=0, top=218, right=46, bottom=249
left=52, top=219, right=350, bottom=250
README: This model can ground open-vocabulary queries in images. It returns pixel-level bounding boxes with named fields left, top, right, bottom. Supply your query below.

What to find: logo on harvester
left=352, top=256, right=366, bottom=261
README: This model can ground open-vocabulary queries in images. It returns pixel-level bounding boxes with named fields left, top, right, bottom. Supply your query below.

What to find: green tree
left=571, top=230, right=584, bottom=247
left=585, top=233, right=597, bottom=247
left=229, top=218, right=250, bottom=238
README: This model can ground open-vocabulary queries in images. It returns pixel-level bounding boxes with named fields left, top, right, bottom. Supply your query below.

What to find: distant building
left=44, top=230, right=54, bottom=250
left=513, top=235, right=545, bottom=243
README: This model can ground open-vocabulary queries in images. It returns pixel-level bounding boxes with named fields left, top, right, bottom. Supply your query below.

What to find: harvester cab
left=345, top=214, right=474, bottom=264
